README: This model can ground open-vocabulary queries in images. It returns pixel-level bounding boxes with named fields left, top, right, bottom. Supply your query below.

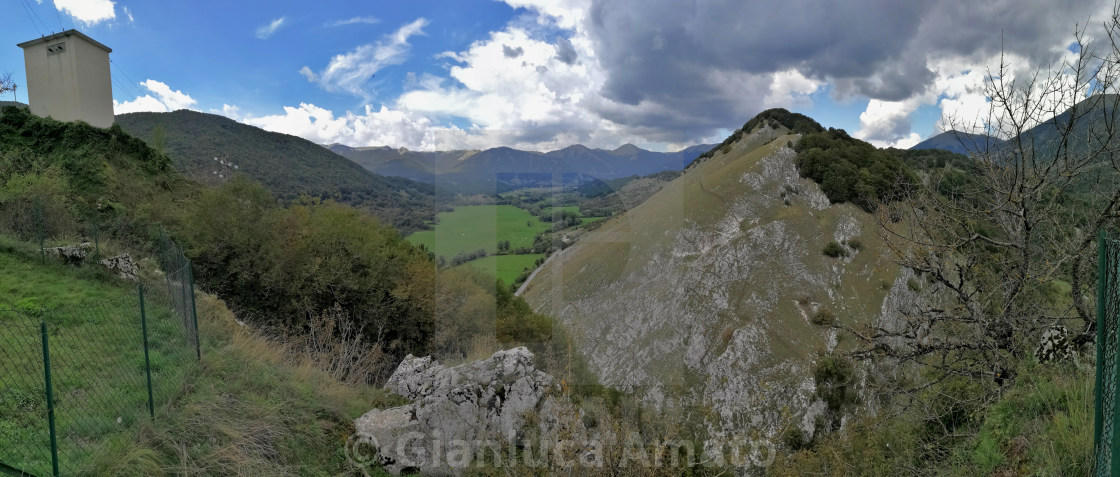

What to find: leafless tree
left=0, top=72, right=16, bottom=101
left=849, top=8, right=1120, bottom=392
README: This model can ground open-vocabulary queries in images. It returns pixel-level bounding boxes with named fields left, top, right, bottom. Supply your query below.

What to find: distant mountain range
left=115, top=110, right=436, bottom=232
left=328, top=142, right=714, bottom=193
left=910, top=130, right=1002, bottom=155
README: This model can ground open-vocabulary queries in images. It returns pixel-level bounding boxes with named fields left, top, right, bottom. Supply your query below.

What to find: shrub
left=907, top=277, right=922, bottom=293
left=846, top=238, right=862, bottom=251
left=811, top=309, right=836, bottom=326
left=823, top=241, right=848, bottom=258
left=814, top=355, right=859, bottom=432
left=783, top=427, right=814, bottom=451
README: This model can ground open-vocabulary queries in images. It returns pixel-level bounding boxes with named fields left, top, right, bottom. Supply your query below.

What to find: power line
left=20, top=0, right=52, bottom=35
left=111, top=73, right=144, bottom=100
left=18, top=0, right=43, bottom=36
left=52, top=2, right=68, bottom=32
left=110, top=60, right=147, bottom=97
left=111, top=60, right=144, bottom=90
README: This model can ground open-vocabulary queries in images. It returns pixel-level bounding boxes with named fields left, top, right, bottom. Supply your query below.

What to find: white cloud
left=54, top=0, right=115, bottom=26
left=255, top=17, right=287, bottom=39
left=246, top=103, right=440, bottom=149
left=112, top=80, right=197, bottom=115
left=122, top=6, right=133, bottom=23
left=113, top=95, right=166, bottom=115
left=856, top=99, right=922, bottom=146
left=302, top=18, right=428, bottom=98
left=927, top=49, right=1093, bottom=139
left=328, top=16, right=379, bottom=27
left=298, top=66, right=317, bottom=82
left=763, top=69, right=822, bottom=108
left=211, top=104, right=242, bottom=120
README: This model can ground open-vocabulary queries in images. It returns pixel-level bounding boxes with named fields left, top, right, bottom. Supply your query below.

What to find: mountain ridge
left=329, top=141, right=714, bottom=192
left=911, top=130, right=1002, bottom=154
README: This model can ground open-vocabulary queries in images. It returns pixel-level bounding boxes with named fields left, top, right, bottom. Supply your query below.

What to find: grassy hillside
left=0, top=231, right=400, bottom=476
left=116, top=110, right=435, bottom=233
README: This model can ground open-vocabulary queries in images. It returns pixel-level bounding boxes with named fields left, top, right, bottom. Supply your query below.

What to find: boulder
left=355, top=347, right=559, bottom=475
left=100, top=254, right=138, bottom=281
left=48, top=241, right=92, bottom=265
left=1035, top=325, right=1074, bottom=363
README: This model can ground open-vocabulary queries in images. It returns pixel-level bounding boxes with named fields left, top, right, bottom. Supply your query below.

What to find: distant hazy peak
left=611, top=143, right=641, bottom=154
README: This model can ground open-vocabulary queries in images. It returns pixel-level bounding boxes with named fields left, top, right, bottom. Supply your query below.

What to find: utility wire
left=20, top=0, right=52, bottom=35
left=18, top=0, right=43, bottom=36
left=52, top=2, right=68, bottom=32
left=110, top=60, right=148, bottom=98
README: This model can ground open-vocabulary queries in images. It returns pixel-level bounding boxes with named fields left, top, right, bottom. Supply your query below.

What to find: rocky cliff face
left=521, top=126, right=906, bottom=442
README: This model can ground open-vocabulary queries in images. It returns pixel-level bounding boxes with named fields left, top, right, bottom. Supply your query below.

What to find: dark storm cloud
left=582, top=0, right=1109, bottom=140
left=502, top=44, right=524, bottom=58
left=555, top=37, right=578, bottom=64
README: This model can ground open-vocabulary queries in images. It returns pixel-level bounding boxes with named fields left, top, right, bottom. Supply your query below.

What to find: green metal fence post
left=1112, top=238, right=1120, bottom=477
left=188, top=261, right=200, bottom=360
left=1096, top=229, right=1106, bottom=474
left=40, top=322, right=60, bottom=477
left=139, top=285, right=155, bottom=419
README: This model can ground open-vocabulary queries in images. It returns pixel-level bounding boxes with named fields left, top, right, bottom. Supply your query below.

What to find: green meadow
left=457, top=254, right=545, bottom=285
left=406, top=205, right=549, bottom=258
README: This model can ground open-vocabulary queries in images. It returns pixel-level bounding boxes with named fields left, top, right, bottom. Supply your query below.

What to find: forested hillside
left=116, top=110, right=435, bottom=233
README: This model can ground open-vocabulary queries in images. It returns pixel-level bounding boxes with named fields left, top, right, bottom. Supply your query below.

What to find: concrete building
left=17, top=30, right=114, bottom=128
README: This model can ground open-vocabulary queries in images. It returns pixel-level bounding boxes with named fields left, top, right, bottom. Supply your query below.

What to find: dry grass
left=88, top=291, right=402, bottom=476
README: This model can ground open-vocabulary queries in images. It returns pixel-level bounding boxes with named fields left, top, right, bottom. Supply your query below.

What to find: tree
left=851, top=9, right=1120, bottom=395
left=0, top=72, right=15, bottom=101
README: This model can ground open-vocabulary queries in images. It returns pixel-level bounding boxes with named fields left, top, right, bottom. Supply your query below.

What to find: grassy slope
left=101, top=291, right=400, bottom=476
left=0, top=237, right=125, bottom=309
left=406, top=205, right=548, bottom=257
left=0, top=235, right=398, bottom=476
left=0, top=240, right=194, bottom=476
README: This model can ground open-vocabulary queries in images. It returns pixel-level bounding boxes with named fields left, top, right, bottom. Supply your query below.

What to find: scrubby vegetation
left=822, top=240, right=847, bottom=258
left=794, top=128, right=917, bottom=211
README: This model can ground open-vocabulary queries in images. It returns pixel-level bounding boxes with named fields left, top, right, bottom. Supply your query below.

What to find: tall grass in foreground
left=91, top=292, right=403, bottom=476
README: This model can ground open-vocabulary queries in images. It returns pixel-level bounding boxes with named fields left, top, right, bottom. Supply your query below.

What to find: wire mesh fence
left=0, top=236, right=200, bottom=477
left=1095, top=231, right=1120, bottom=477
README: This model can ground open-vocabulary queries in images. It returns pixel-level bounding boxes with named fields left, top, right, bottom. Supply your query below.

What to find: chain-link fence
left=0, top=237, right=200, bottom=477
left=1095, top=231, right=1120, bottom=477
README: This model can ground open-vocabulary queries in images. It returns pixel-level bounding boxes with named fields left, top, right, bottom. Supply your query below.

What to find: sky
left=1, top=0, right=1114, bottom=152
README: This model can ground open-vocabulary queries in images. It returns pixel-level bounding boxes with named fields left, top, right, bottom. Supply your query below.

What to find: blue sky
left=2, top=0, right=1111, bottom=151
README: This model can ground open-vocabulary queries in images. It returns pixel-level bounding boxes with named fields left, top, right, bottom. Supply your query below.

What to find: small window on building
left=46, top=42, right=66, bottom=56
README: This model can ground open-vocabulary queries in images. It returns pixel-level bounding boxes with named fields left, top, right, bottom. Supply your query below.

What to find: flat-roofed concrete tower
left=17, top=30, right=114, bottom=128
